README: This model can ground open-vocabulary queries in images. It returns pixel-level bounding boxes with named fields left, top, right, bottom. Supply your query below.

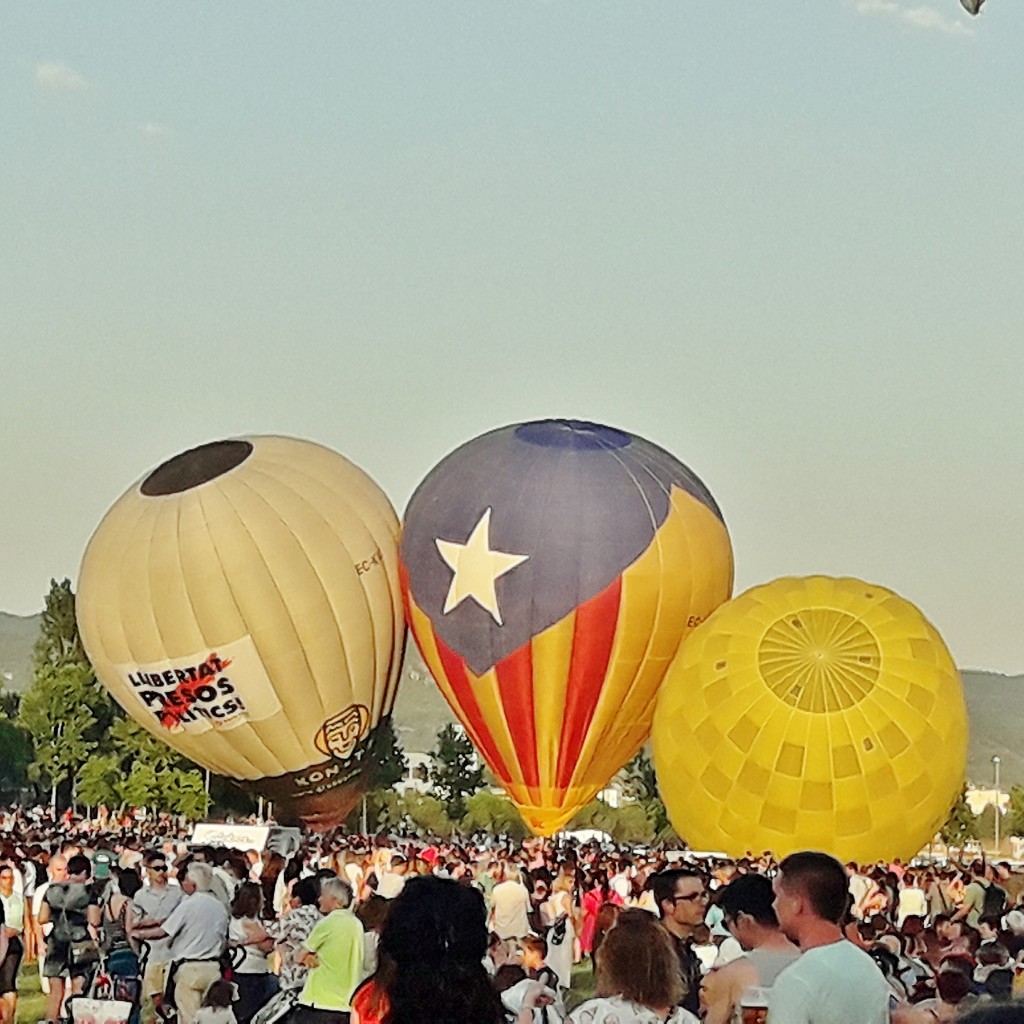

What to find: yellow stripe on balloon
left=530, top=612, right=576, bottom=812
left=569, top=487, right=733, bottom=796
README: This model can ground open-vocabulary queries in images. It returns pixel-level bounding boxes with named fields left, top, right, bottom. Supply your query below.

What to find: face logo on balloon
left=314, top=704, right=371, bottom=761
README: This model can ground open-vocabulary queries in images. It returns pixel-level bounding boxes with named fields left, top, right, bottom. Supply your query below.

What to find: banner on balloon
left=118, top=636, right=280, bottom=733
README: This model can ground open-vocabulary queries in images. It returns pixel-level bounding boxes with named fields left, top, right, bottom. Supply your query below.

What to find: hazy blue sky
left=3, top=2, right=1022, bottom=673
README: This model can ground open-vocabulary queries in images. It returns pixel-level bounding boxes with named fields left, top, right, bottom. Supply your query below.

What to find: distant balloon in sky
left=401, top=419, right=734, bottom=835
left=77, top=436, right=405, bottom=831
left=652, top=576, right=968, bottom=862
left=960, top=0, right=984, bottom=14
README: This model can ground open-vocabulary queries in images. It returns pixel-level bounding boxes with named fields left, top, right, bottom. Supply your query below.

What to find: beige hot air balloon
left=77, top=436, right=405, bottom=830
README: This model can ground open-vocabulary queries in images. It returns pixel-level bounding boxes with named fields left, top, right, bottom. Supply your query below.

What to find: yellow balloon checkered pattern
left=651, top=576, right=968, bottom=862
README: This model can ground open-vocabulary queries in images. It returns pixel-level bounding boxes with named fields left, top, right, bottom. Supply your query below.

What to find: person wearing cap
left=91, top=842, right=117, bottom=895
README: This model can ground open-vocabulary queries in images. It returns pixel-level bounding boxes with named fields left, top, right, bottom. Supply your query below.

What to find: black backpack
left=983, top=880, right=1008, bottom=918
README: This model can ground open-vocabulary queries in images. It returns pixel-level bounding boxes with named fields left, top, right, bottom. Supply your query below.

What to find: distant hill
left=2, top=608, right=1019, bottom=787
left=960, top=669, right=1024, bottom=788
left=0, top=612, right=40, bottom=692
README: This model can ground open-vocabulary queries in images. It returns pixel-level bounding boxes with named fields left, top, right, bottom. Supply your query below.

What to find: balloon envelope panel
left=401, top=419, right=734, bottom=835
left=651, top=576, right=968, bottom=862
left=77, top=436, right=405, bottom=830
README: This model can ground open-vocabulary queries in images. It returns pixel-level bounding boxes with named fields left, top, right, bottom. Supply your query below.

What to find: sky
left=2, top=1, right=1022, bottom=674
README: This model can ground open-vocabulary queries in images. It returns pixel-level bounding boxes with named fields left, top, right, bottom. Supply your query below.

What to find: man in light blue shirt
left=769, top=851, right=890, bottom=1024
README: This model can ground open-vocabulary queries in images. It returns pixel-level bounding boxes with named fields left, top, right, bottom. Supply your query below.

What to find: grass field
left=13, top=959, right=597, bottom=1022
left=14, top=963, right=47, bottom=1024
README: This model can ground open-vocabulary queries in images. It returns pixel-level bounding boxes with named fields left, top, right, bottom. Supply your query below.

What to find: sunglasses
left=672, top=891, right=708, bottom=903
left=150, top=864, right=168, bottom=871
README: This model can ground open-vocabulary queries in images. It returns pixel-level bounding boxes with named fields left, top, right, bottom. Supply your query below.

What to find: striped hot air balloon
left=77, top=436, right=405, bottom=831
left=400, top=419, right=734, bottom=835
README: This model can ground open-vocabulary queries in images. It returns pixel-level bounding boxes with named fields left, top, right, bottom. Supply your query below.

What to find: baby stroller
left=70, top=942, right=149, bottom=1024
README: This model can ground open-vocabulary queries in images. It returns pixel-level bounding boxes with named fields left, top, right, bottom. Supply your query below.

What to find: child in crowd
left=193, top=980, right=238, bottom=1024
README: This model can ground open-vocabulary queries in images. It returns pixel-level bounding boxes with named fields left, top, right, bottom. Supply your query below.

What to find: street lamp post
left=993, top=756, right=1002, bottom=853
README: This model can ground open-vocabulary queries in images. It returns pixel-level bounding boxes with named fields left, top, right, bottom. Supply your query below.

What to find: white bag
left=71, top=997, right=134, bottom=1024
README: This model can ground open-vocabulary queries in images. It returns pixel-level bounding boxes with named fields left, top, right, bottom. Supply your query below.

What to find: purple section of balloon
left=401, top=420, right=723, bottom=676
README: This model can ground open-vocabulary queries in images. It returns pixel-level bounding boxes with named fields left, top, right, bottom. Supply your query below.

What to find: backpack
left=983, top=881, right=1008, bottom=918
left=47, top=882, right=88, bottom=942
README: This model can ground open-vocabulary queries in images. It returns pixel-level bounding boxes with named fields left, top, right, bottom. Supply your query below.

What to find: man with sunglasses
left=134, top=851, right=183, bottom=1018
left=650, top=868, right=709, bottom=1018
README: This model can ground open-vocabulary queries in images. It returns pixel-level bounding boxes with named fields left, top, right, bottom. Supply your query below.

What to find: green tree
left=620, top=749, right=671, bottom=837
left=568, top=798, right=657, bottom=845
left=940, top=787, right=979, bottom=851
left=18, top=580, right=209, bottom=818
left=397, top=792, right=453, bottom=836
left=18, top=580, right=111, bottom=809
left=430, top=724, right=484, bottom=820
left=0, top=689, right=21, bottom=719
left=0, top=717, right=33, bottom=796
left=461, top=790, right=529, bottom=841
left=363, top=718, right=407, bottom=791
left=1004, top=785, right=1024, bottom=840
left=65, top=718, right=209, bottom=818
left=343, top=719, right=407, bottom=832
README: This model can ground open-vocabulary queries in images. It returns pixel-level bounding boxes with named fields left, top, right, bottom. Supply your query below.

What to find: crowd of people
left=2, top=805, right=1024, bottom=1023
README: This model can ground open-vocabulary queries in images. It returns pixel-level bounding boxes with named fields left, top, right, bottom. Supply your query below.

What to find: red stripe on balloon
left=399, top=567, right=514, bottom=785
left=494, top=643, right=540, bottom=790
left=432, top=631, right=514, bottom=786
left=555, top=577, right=623, bottom=790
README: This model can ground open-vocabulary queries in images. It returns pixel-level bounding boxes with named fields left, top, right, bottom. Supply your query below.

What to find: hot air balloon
left=77, top=436, right=405, bottom=831
left=400, top=419, right=734, bottom=835
left=651, top=576, right=968, bottom=862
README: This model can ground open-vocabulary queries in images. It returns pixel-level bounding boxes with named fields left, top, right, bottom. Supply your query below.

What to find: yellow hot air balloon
left=77, top=436, right=405, bottom=831
left=651, top=576, right=968, bottom=862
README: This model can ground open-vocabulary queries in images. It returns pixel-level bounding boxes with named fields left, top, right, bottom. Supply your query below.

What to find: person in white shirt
left=134, top=862, right=228, bottom=1024
left=896, top=873, right=929, bottom=929
left=768, top=851, right=890, bottom=1024
left=490, top=866, right=533, bottom=941
left=375, top=854, right=409, bottom=900
left=0, top=864, right=26, bottom=1024
left=133, top=851, right=184, bottom=1018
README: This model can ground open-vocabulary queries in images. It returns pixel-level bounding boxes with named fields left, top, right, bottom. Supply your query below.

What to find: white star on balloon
left=435, top=508, right=529, bottom=625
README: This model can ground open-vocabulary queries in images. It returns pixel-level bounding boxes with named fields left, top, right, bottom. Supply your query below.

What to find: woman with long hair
left=351, top=875, right=547, bottom=1024
left=228, top=881, right=279, bottom=1024
left=568, top=909, right=698, bottom=1024
left=540, top=871, right=576, bottom=991
left=579, top=869, right=621, bottom=960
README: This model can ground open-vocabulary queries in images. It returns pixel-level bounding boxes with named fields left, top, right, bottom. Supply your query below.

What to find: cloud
left=138, top=121, right=170, bottom=138
left=34, top=61, right=90, bottom=91
left=854, top=0, right=972, bottom=34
